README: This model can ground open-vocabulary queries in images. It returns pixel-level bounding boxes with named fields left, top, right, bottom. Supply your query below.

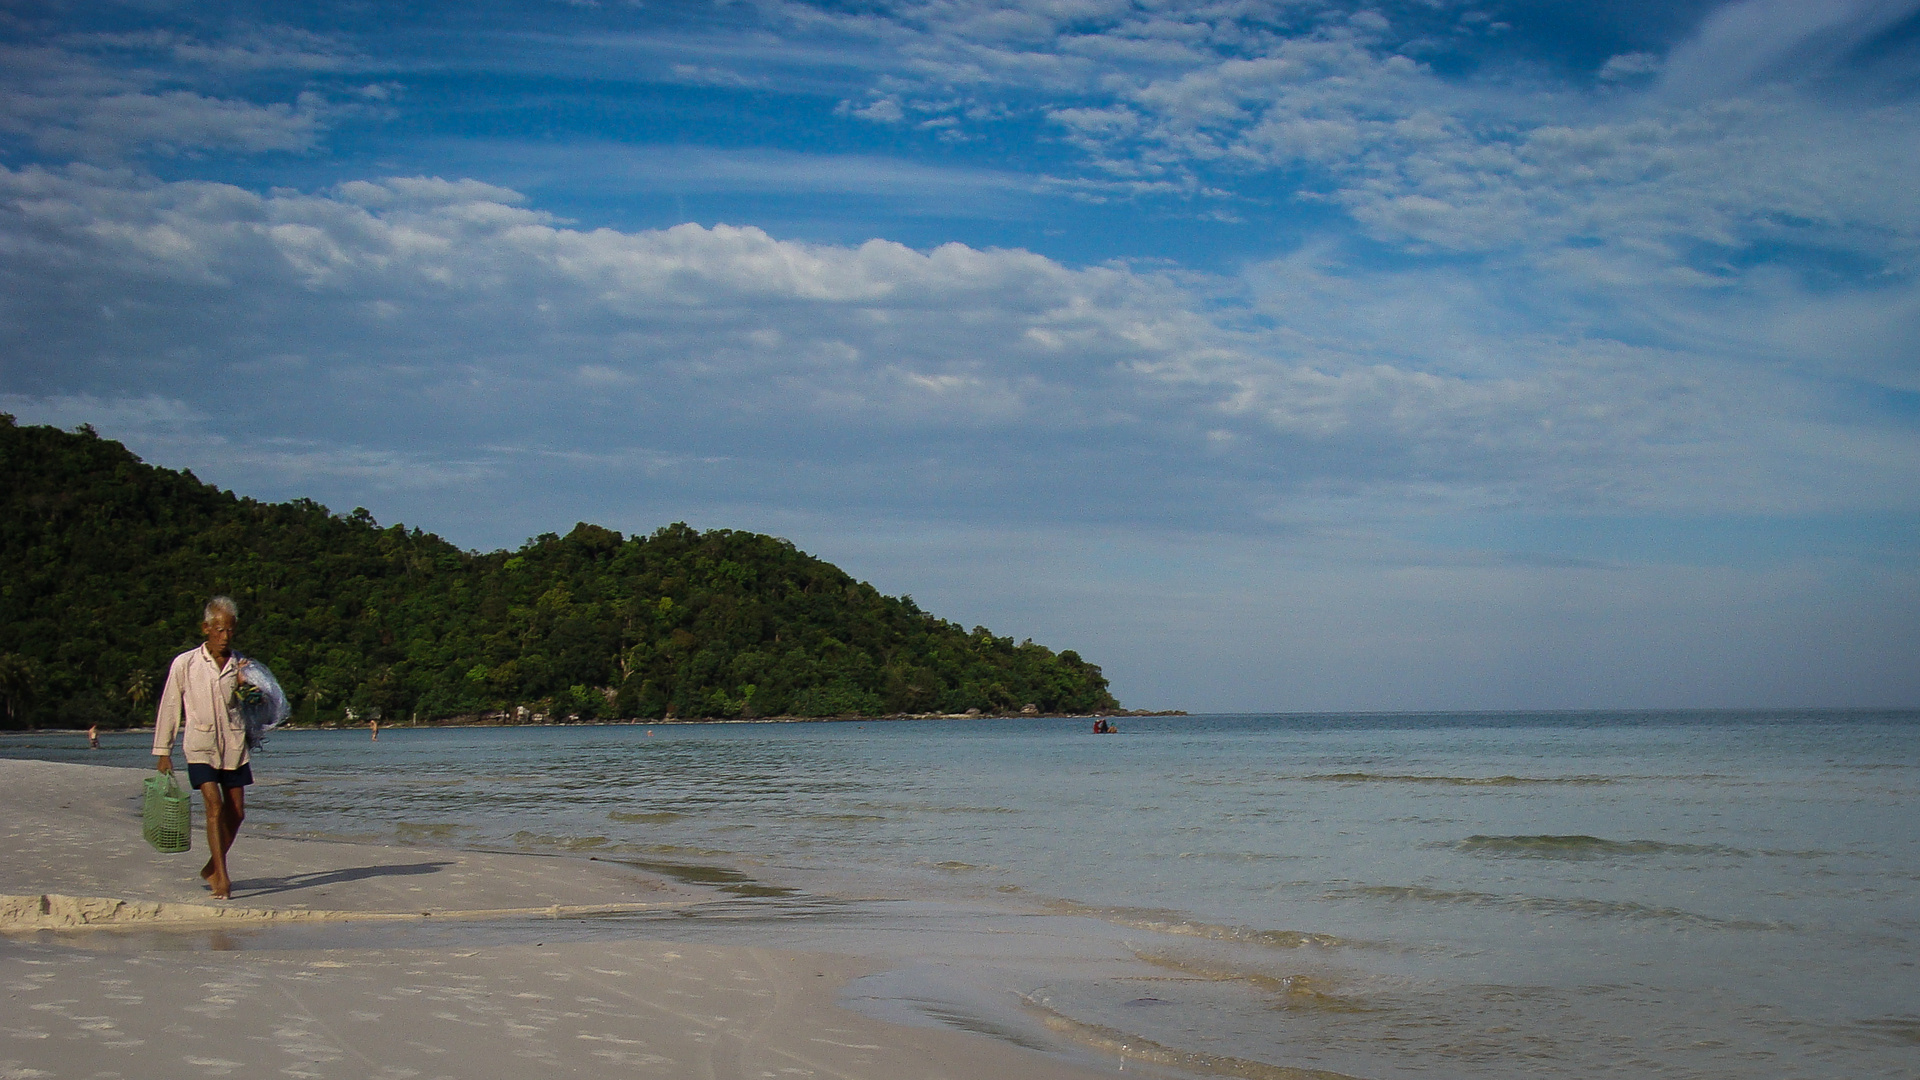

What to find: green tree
left=0, top=415, right=1121, bottom=726
left=0, top=653, right=41, bottom=725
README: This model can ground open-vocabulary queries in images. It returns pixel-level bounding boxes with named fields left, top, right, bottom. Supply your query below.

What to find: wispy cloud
left=1659, top=0, right=1920, bottom=98
left=0, top=42, right=339, bottom=159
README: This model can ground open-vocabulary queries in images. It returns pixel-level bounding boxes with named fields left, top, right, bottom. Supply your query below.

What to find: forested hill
left=0, top=417, right=1119, bottom=728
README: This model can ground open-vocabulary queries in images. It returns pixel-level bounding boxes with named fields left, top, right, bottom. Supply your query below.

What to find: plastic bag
left=236, top=657, right=291, bottom=750
left=142, top=773, right=192, bottom=853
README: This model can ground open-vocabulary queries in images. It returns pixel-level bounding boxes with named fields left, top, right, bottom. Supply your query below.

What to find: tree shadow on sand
left=234, top=861, right=453, bottom=898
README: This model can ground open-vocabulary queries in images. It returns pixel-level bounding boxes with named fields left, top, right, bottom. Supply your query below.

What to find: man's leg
left=198, top=781, right=244, bottom=899
left=223, top=784, right=245, bottom=859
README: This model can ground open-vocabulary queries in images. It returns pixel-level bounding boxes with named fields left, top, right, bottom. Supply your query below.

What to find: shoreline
left=15, top=707, right=1189, bottom=734
left=0, top=757, right=1130, bottom=1080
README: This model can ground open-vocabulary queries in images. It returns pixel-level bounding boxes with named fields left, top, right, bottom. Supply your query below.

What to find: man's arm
left=152, top=655, right=184, bottom=772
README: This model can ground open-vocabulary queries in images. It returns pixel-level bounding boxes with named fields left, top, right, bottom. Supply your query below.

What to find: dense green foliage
left=0, top=417, right=1118, bottom=728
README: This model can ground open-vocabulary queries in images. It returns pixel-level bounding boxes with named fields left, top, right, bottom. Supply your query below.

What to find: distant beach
left=307, top=706, right=1189, bottom=727
left=27, top=705, right=1187, bottom=734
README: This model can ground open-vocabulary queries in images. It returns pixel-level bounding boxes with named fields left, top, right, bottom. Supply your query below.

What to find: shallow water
left=11, top=711, right=1919, bottom=1079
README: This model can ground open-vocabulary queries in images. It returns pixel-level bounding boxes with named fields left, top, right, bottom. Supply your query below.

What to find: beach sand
left=0, top=759, right=1123, bottom=1079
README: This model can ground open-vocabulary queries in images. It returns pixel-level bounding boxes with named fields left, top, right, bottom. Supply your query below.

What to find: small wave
left=1758, top=847, right=1841, bottom=859
left=1133, top=952, right=1374, bottom=1014
left=1336, top=885, right=1789, bottom=930
left=1302, top=772, right=1614, bottom=786
left=1854, top=1015, right=1920, bottom=1046
left=511, top=830, right=614, bottom=852
left=392, top=822, right=467, bottom=842
left=608, top=811, right=684, bottom=823
left=880, top=802, right=1022, bottom=815
left=1043, top=900, right=1346, bottom=950
left=1174, top=851, right=1298, bottom=862
left=1022, top=996, right=1363, bottom=1080
left=1448, top=835, right=1749, bottom=859
left=635, top=842, right=738, bottom=858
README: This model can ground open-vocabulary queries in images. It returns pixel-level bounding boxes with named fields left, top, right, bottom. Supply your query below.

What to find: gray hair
left=204, top=596, right=239, bottom=625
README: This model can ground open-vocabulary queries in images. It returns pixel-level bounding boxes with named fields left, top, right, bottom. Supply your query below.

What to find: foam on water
left=7, top=710, right=1918, bottom=1079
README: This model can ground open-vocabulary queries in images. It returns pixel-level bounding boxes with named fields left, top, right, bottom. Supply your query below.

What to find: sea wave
left=1174, top=850, right=1300, bottom=862
left=1021, top=995, right=1363, bottom=1080
left=1335, top=884, right=1790, bottom=930
left=1043, top=900, right=1348, bottom=950
left=511, top=830, right=616, bottom=852
left=925, top=859, right=1000, bottom=873
left=1301, top=773, right=1615, bottom=786
left=1132, top=951, right=1374, bottom=1013
left=392, top=822, right=468, bottom=842
left=872, top=802, right=1023, bottom=815
left=1853, top=1015, right=1920, bottom=1046
left=1447, top=835, right=1749, bottom=859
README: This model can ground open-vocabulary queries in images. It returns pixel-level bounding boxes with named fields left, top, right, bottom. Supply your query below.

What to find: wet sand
left=0, top=759, right=1122, bottom=1079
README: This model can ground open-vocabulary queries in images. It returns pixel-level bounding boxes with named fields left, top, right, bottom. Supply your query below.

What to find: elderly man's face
left=203, top=614, right=236, bottom=656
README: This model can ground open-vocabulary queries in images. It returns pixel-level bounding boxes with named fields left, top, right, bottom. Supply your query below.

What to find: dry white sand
left=0, top=759, right=1125, bottom=1079
left=0, top=759, right=707, bottom=927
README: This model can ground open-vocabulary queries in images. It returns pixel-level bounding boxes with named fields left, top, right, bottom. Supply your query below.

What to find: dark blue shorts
left=187, top=763, right=254, bottom=790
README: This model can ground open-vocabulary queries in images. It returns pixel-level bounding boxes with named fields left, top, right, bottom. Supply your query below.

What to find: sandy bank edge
left=0, top=891, right=691, bottom=930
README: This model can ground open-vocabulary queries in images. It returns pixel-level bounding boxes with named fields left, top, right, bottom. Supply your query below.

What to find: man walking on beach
left=152, top=596, right=252, bottom=900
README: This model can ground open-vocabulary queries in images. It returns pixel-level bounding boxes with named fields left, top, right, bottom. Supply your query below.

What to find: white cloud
left=669, top=63, right=764, bottom=87
left=738, top=3, right=1920, bottom=392
left=844, top=96, right=906, bottom=122
left=0, top=44, right=332, bottom=160
left=1599, top=52, right=1662, bottom=82
left=2, top=164, right=1913, bottom=529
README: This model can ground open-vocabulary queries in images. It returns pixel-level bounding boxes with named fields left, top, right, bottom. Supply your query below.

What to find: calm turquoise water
left=13, top=711, right=1919, bottom=1079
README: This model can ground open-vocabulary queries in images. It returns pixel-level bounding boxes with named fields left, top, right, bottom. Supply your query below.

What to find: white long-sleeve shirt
left=152, top=645, right=250, bottom=770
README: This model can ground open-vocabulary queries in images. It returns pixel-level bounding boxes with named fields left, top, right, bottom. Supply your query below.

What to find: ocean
left=10, top=711, right=1918, bottom=1079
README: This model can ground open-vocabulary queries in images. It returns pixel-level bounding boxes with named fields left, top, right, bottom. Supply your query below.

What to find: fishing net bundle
left=234, top=658, right=292, bottom=750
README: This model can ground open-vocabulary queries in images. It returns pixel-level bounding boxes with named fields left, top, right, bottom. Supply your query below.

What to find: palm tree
left=302, top=680, right=328, bottom=726
left=125, top=668, right=155, bottom=717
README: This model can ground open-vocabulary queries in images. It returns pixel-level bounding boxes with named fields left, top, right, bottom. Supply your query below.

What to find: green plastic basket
left=142, top=773, right=192, bottom=854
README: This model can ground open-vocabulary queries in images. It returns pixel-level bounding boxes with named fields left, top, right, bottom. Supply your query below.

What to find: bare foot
left=208, top=875, right=231, bottom=900
left=200, top=860, right=215, bottom=882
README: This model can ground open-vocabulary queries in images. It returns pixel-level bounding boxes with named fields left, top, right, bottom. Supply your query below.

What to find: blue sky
left=3, top=0, right=1917, bottom=710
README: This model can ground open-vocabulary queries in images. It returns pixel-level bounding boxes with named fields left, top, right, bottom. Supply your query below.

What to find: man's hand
left=155, top=754, right=172, bottom=774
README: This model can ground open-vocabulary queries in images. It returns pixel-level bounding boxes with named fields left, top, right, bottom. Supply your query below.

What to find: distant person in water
left=152, top=596, right=253, bottom=900
left=87, top=724, right=98, bottom=749
left=370, top=716, right=379, bottom=741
